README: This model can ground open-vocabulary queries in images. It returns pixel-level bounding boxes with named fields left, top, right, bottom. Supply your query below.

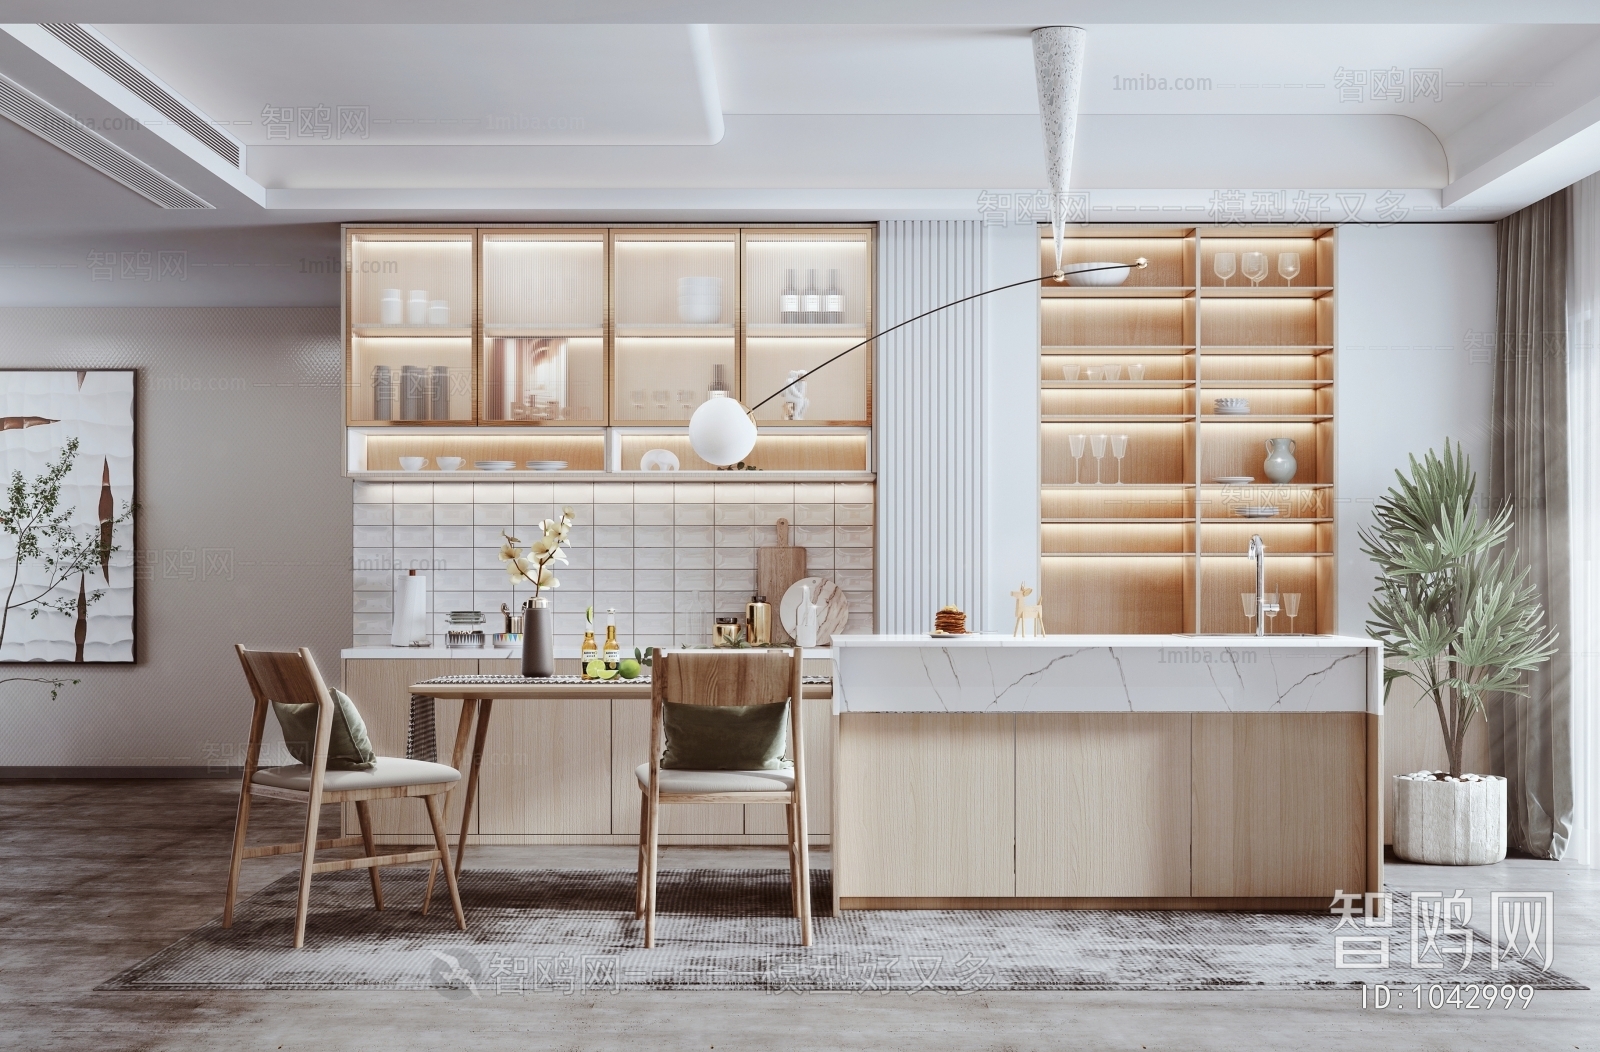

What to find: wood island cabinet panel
left=475, top=658, right=613, bottom=835
left=834, top=713, right=1015, bottom=899
left=1015, top=713, right=1192, bottom=897
left=341, top=658, right=476, bottom=841
left=610, top=697, right=744, bottom=836
left=1191, top=712, right=1368, bottom=897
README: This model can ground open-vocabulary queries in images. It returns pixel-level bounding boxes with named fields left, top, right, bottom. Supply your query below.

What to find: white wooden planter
left=1392, top=773, right=1507, bottom=865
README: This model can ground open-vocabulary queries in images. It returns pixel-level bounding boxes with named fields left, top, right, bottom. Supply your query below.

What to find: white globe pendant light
left=689, top=390, right=758, bottom=466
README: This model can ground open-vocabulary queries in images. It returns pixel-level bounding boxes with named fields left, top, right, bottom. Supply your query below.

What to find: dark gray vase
left=520, top=597, right=553, bottom=678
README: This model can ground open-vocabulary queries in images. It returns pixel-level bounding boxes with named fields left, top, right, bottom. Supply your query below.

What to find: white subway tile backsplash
left=349, top=480, right=874, bottom=647
left=393, top=525, right=436, bottom=548
left=473, top=482, right=515, bottom=504
left=635, top=547, right=673, bottom=570
left=512, top=482, right=555, bottom=503
left=635, top=568, right=674, bottom=590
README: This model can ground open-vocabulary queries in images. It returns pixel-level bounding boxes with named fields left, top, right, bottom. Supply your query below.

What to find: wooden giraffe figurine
left=1011, top=583, right=1046, bottom=638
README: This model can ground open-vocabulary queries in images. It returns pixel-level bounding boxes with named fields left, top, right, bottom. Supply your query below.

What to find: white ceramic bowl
left=1062, top=262, right=1133, bottom=287
left=399, top=456, right=427, bottom=471
left=436, top=456, right=464, bottom=471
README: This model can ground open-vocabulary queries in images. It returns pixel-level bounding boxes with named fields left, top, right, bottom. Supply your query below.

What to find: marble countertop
left=342, top=645, right=838, bottom=660
left=832, top=634, right=1380, bottom=715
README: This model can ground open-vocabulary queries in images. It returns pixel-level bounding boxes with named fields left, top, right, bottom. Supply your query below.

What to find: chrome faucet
left=1249, top=534, right=1278, bottom=636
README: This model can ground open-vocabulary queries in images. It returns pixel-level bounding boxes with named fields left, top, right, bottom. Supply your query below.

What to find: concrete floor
left=2, top=779, right=1597, bottom=1052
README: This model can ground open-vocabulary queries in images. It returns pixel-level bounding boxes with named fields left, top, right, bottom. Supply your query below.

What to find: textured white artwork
left=0, top=370, right=135, bottom=662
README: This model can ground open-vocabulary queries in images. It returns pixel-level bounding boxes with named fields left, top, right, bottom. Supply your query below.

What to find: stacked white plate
left=474, top=460, right=515, bottom=471
left=525, top=460, right=567, bottom=471
left=1214, top=398, right=1251, bottom=415
left=1234, top=506, right=1281, bottom=518
left=1213, top=476, right=1255, bottom=485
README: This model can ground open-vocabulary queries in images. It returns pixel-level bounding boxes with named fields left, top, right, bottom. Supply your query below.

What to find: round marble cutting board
left=778, top=577, right=850, bottom=646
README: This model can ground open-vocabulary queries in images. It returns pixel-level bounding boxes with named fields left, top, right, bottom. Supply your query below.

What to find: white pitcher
left=1263, top=438, right=1297, bottom=484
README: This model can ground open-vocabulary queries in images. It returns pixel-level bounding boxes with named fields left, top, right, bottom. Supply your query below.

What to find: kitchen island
left=830, top=634, right=1381, bottom=912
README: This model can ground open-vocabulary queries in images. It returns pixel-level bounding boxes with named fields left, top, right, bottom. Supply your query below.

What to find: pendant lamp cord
left=742, top=260, right=1146, bottom=417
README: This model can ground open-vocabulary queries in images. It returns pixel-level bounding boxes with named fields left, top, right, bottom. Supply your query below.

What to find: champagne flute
left=1278, top=252, right=1301, bottom=287
left=1068, top=433, right=1087, bottom=485
left=1241, top=251, right=1268, bottom=287
left=1262, top=591, right=1279, bottom=633
left=1089, top=433, right=1108, bottom=484
left=1111, top=434, right=1129, bottom=484
left=1282, top=592, right=1302, bottom=634
left=1213, top=251, right=1237, bottom=287
left=1240, top=592, right=1258, bottom=634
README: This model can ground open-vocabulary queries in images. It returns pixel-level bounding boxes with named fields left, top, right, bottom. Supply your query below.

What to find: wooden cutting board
left=757, top=518, right=808, bottom=644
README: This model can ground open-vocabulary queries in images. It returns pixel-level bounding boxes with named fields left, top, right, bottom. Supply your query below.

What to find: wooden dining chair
left=635, top=647, right=811, bottom=947
left=224, top=645, right=466, bottom=948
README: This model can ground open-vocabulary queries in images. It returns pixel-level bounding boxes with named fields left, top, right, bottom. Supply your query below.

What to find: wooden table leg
left=454, top=697, right=493, bottom=877
left=425, top=698, right=479, bottom=914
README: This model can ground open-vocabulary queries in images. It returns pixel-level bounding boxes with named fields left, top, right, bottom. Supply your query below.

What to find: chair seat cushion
left=635, top=762, right=794, bottom=795
left=253, top=756, right=460, bottom=793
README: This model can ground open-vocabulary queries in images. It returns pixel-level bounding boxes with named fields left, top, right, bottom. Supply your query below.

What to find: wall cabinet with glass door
left=1039, top=226, right=1335, bottom=636
left=343, top=224, right=874, bottom=477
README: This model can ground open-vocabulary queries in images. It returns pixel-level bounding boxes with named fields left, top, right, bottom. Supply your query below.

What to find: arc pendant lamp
left=689, top=26, right=1144, bottom=466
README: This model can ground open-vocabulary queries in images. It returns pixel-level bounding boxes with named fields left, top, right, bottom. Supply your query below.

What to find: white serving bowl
left=1062, top=262, right=1134, bottom=287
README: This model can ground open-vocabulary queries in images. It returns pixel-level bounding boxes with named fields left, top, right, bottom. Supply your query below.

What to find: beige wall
left=0, top=307, right=348, bottom=770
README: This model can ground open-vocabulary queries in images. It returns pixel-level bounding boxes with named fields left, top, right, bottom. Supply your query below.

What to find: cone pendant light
left=1032, top=26, right=1087, bottom=278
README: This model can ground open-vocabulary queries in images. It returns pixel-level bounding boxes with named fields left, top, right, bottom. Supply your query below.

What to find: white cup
left=379, top=289, right=402, bottom=325
left=427, top=300, right=450, bottom=325
left=436, top=456, right=464, bottom=471
left=1061, top=364, right=1081, bottom=381
left=398, top=456, right=427, bottom=471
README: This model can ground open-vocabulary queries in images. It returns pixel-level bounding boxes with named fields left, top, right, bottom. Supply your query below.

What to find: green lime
left=618, top=658, right=641, bottom=679
left=596, top=668, right=618, bottom=679
left=585, top=659, right=607, bottom=679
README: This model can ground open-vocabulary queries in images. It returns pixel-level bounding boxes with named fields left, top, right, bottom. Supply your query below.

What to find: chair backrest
left=648, top=647, right=806, bottom=781
left=235, top=645, right=336, bottom=780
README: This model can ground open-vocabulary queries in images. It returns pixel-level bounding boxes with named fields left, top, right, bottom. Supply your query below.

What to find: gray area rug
left=102, top=868, right=1584, bottom=993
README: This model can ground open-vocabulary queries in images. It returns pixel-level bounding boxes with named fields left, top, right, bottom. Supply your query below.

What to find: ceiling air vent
left=40, top=22, right=241, bottom=168
left=0, top=73, right=212, bottom=209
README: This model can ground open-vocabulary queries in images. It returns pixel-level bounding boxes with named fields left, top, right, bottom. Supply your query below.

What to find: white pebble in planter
left=1392, top=772, right=1507, bottom=865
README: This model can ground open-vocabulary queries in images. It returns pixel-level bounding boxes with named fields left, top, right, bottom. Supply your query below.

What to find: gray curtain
left=1490, top=190, right=1573, bottom=859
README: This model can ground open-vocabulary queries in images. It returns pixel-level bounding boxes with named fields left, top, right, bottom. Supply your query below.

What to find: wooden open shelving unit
left=1039, top=226, right=1336, bottom=636
left=341, top=223, right=874, bottom=478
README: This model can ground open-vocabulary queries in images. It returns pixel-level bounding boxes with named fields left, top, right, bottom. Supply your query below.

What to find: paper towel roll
left=391, top=571, right=429, bottom=646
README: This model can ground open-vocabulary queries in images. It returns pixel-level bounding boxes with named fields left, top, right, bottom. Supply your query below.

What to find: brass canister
left=744, top=595, right=772, bottom=646
left=713, top=617, right=742, bottom=647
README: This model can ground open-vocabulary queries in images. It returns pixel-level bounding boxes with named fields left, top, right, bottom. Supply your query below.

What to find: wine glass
left=1110, top=434, right=1129, bottom=484
left=653, top=389, right=670, bottom=416
left=1282, top=592, right=1302, bottom=634
left=1213, top=251, right=1237, bottom=287
left=1240, top=592, right=1258, bottom=633
left=629, top=389, right=646, bottom=415
left=1262, top=591, right=1279, bottom=633
left=1278, top=252, right=1301, bottom=287
left=1089, top=434, right=1108, bottom=484
left=1241, top=251, right=1268, bottom=287
left=1068, top=433, right=1087, bottom=485
left=678, top=388, right=696, bottom=415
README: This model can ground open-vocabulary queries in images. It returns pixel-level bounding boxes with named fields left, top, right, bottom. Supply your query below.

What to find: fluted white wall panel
left=877, top=221, right=986, bottom=632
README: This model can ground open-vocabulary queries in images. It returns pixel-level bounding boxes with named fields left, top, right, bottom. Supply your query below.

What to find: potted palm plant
left=1360, top=443, right=1557, bottom=865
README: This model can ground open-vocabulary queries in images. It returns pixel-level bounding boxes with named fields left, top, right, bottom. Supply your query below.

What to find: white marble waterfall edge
left=833, top=635, right=1380, bottom=715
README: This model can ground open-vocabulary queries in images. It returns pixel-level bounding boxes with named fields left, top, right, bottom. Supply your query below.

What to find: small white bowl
left=1062, top=262, right=1133, bottom=287
left=436, top=457, right=464, bottom=471
left=398, top=456, right=427, bottom=472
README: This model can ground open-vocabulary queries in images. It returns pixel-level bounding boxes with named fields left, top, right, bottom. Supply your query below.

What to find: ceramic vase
left=1263, top=438, right=1298, bottom=484
left=520, top=596, right=553, bottom=678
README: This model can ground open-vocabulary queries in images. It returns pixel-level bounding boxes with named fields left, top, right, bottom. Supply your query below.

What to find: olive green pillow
left=272, top=687, right=377, bottom=771
left=661, top=700, right=790, bottom=771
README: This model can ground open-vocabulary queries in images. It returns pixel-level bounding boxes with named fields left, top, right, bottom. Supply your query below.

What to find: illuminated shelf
left=1198, top=286, right=1333, bottom=299
left=1043, top=286, right=1195, bottom=299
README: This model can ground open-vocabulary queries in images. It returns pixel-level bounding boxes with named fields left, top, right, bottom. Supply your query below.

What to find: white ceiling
left=1, top=6, right=1600, bottom=245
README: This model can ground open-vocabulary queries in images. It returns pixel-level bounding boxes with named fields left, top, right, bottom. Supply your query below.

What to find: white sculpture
left=794, top=583, right=820, bottom=648
left=782, top=369, right=810, bottom=420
